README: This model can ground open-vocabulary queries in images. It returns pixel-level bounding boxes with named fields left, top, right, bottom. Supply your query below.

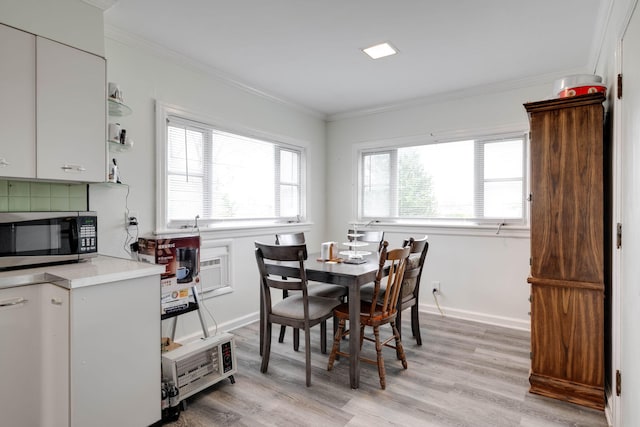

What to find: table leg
left=348, top=283, right=360, bottom=389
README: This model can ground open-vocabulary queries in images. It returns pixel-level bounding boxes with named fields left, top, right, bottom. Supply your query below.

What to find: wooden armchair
left=255, top=242, right=340, bottom=386
left=360, top=236, right=429, bottom=345
left=327, top=241, right=410, bottom=389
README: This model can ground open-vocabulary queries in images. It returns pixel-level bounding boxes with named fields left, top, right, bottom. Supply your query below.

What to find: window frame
left=355, top=130, right=529, bottom=227
left=156, top=102, right=307, bottom=232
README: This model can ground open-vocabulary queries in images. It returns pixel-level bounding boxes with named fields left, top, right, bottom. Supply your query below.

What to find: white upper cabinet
left=36, top=37, right=106, bottom=182
left=0, top=24, right=36, bottom=178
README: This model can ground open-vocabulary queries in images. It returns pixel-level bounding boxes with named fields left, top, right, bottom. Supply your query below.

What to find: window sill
left=155, top=221, right=314, bottom=240
left=365, top=221, right=530, bottom=239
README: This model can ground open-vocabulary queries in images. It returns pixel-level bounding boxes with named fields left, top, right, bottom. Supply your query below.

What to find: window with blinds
left=359, top=135, right=526, bottom=223
left=165, top=116, right=303, bottom=227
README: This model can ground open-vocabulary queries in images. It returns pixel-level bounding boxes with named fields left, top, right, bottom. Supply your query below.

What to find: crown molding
left=326, top=67, right=592, bottom=122
left=103, top=24, right=326, bottom=120
left=328, top=1, right=613, bottom=123
left=81, top=0, right=119, bottom=11
left=588, top=0, right=615, bottom=73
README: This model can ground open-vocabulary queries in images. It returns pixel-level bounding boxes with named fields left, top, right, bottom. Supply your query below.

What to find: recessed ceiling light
left=362, top=42, right=398, bottom=60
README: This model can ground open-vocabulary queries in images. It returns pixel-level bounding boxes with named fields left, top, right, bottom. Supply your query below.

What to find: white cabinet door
left=36, top=37, right=106, bottom=182
left=40, top=283, right=70, bottom=427
left=0, top=285, right=43, bottom=427
left=0, top=24, right=36, bottom=178
left=70, top=276, right=161, bottom=427
left=0, top=283, right=70, bottom=427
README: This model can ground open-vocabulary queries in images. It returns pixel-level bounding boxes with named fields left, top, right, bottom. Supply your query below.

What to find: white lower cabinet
left=0, top=275, right=160, bottom=427
left=41, top=283, right=71, bottom=427
left=70, top=275, right=160, bottom=427
left=0, top=283, right=68, bottom=427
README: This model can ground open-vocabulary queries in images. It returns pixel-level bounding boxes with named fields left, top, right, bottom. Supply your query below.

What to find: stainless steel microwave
left=0, top=211, right=98, bottom=270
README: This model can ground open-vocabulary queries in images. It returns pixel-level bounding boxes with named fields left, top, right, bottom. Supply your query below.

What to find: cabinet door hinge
left=616, top=369, right=622, bottom=396
left=617, top=223, right=622, bottom=249
left=529, top=257, right=532, bottom=266
left=529, top=351, right=533, bottom=360
left=618, top=74, right=623, bottom=99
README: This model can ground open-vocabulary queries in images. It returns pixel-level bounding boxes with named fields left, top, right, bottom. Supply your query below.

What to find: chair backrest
left=255, top=242, right=309, bottom=310
left=399, top=236, right=429, bottom=302
left=347, top=229, right=384, bottom=252
left=368, top=241, right=410, bottom=319
left=275, top=232, right=305, bottom=245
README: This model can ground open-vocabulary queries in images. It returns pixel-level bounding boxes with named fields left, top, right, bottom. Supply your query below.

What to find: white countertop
left=0, top=255, right=165, bottom=290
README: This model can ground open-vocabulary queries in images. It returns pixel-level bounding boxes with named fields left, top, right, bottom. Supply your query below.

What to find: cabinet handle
left=51, top=298, right=63, bottom=306
left=0, top=297, right=28, bottom=308
left=61, top=164, right=86, bottom=172
left=0, top=158, right=9, bottom=167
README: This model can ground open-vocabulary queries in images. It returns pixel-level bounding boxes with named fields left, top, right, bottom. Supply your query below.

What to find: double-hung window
left=359, top=134, right=526, bottom=224
left=160, top=113, right=304, bottom=229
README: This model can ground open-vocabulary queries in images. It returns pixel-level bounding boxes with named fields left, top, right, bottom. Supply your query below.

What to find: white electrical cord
left=121, top=184, right=138, bottom=256
left=432, top=289, right=445, bottom=316
left=191, top=215, right=219, bottom=336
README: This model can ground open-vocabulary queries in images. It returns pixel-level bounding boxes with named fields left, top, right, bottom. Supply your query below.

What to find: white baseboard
left=177, top=305, right=529, bottom=344
left=420, top=303, right=531, bottom=331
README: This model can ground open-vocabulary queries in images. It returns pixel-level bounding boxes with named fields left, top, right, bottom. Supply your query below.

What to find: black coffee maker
left=176, top=247, right=198, bottom=284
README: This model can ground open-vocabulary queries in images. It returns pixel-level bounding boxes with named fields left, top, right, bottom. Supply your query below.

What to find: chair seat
left=308, top=282, right=348, bottom=299
left=359, top=282, right=385, bottom=302
left=273, top=295, right=340, bottom=321
left=361, top=282, right=414, bottom=304
left=332, top=301, right=394, bottom=326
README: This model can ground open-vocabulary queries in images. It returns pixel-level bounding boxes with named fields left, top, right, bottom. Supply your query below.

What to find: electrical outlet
left=124, top=211, right=138, bottom=227
left=431, top=280, right=441, bottom=294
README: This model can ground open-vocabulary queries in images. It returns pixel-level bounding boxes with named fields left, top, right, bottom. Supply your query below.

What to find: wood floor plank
left=161, top=313, right=608, bottom=427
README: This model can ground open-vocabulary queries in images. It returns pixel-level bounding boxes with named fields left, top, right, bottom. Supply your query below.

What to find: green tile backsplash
left=0, top=180, right=88, bottom=212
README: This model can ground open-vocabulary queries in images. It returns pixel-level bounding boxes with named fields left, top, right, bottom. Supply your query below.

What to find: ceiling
left=103, top=0, right=609, bottom=118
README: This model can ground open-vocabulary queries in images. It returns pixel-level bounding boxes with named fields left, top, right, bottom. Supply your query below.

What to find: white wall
left=594, top=0, right=640, bottom=425
left=0, top=0, right=104, bottom=56
left=89, top=35, right=327, bottom=338
left=326, top=84, right=556, bottom=329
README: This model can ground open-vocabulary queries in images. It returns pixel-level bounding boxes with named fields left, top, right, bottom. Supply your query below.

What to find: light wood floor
left=163, top=313, right=609, bottom=427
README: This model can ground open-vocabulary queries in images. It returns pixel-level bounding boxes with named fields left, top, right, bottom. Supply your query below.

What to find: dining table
left=262, top=252, right=381, bottom=389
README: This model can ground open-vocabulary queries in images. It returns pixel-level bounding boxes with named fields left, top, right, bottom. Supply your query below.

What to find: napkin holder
left=320, top=242, right=336, bottom=261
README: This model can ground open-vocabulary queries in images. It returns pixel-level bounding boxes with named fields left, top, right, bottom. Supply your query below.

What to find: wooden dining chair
left=397, top=236, right=429, bottom=345
left=274, top=233, right=347, bottom=350
left=327, top=241, right=410, bottom=389
left=255, top=242, right=340, bottom=386
left=360, top=236, right=429, bottom=345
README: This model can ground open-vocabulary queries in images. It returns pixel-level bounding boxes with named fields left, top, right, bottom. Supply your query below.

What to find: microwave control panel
left=79, top=216, right=97, bottom=253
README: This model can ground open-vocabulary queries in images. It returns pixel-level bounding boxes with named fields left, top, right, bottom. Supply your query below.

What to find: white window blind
left=360, top=134, right=526, bottom=223
left=165, top=116, right=303, bottom=227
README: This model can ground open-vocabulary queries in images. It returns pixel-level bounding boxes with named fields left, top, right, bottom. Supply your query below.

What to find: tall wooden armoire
left=524, top=92, right=606, bottom=411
